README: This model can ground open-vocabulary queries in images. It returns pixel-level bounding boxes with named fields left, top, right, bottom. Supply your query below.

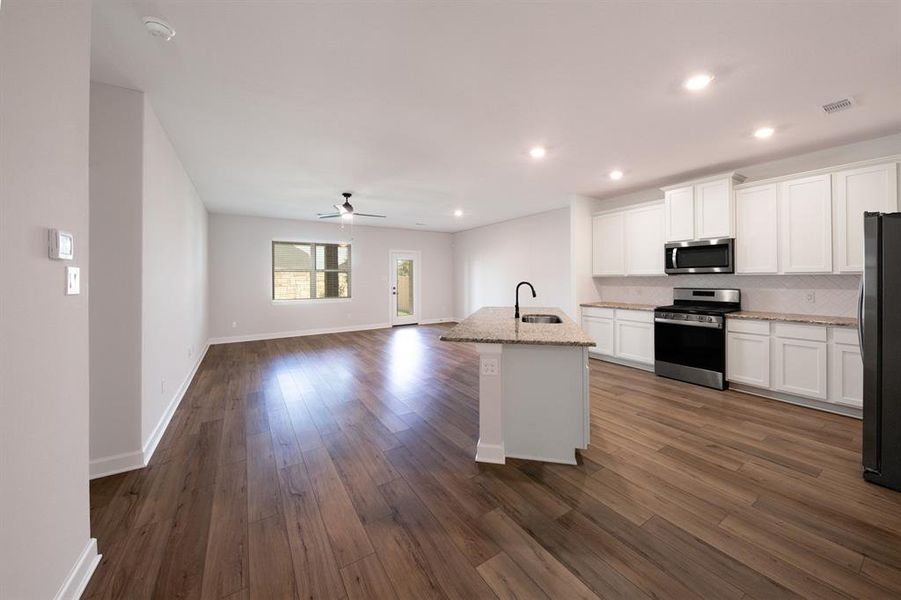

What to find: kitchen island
left=440, top=307, right=595, bottom=465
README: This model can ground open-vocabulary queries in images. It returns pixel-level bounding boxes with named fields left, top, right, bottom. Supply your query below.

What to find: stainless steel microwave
left=664, top=238, right=734, bottom=274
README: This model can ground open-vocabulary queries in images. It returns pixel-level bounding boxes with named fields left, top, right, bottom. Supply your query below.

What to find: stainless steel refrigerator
left=862, top=212, right=901, bottom=491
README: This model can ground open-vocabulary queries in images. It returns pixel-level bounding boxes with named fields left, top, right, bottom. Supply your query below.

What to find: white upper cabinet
left=624, top=203, right=665, bottom=275
left=832, top=162, right=899, bottom=273
left=780, top=174, right=833, bottom=273
left=592, top=212, right=625, bottom=276
left=663, top=174, right=742, bottom=242
left=664, top=186, right=694, bottom=242
left=735, top=184, right=779, bottom=274
left=592, top=202, right=664, bottom=277
left=695, top=178, right=733, bottom=239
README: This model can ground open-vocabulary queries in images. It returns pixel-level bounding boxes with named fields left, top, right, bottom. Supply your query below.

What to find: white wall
left=208, top=214, right=454, bottom=341
left=570, top=196, right=601, bottom=312
left=586, top=133, right=901, bottom=316
left=0, top=2, right=98, bottom=599
left=89, top=83, right=143, bottom=469
left=141, top=102, right=209, bottom=447
left=453, top=207, right=573, bottom=320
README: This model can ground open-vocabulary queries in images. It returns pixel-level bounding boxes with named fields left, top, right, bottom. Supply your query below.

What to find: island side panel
left=474, top=343, right=505, bottom=464
left=501, top=344, right=588, bottom=465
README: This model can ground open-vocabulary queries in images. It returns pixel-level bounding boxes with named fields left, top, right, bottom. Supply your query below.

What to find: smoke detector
left=142, top=17, right=176, bottom=41
left=821, top=97, right=855, bottom=115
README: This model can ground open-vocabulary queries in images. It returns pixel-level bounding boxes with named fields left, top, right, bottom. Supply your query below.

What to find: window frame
left=271, top=240, right=352, bottom=303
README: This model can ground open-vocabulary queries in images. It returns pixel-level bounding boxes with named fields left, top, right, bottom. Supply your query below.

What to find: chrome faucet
left=514, top=281, right=536, bottom=319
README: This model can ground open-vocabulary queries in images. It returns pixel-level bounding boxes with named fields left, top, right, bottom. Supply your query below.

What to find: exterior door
left=390, top=251, right=420, bottom=325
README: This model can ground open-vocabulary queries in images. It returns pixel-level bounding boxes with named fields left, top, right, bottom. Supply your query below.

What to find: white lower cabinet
left=727, top=332, right=770, bottom=387
left=727, top=319, right=860, bottom=413
left=829, top=328, right=863, bottom=408
left=615, top=320, right=654, bottom=364
left=582, top=308, right=653, bottom=367
left=773, top=336, right=828, bottom=400
left=582, top=315, right=615, bottom=357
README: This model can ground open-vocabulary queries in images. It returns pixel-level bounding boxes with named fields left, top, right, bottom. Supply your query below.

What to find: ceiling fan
left=318, top=192, right=386, bottom=220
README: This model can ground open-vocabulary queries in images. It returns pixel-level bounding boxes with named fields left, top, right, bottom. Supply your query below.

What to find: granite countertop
left=580, top=301, right=656, bottom=311
left=440, top=307, right=596, bottom=347
left=728, top=311, right=858, bottom=328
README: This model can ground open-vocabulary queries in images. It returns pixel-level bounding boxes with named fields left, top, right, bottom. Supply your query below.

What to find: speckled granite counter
left=440, top=307, right=596, bottom=346
left=728, top=311, right=858, bottom=328
left=580, top=301, right=656, bottom=311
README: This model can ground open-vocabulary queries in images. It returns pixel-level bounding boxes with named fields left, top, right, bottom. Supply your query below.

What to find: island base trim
left=505, top=451, right=577, bottom=466
left=475, top=440, right=506, bottom=464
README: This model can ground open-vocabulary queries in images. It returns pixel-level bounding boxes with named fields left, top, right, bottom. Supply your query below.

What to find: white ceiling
left=91, top=1, right=901, bottom=233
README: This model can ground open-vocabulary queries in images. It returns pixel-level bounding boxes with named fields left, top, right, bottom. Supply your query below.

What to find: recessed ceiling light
left=683, top=73, right=714, bottom=91
left=609, top=170, right=624, bottom=180
left=142, top=16, right=176, bottom=41
left=453, top=209, right=463, bottom=217
left=529, top=146, right=547, bottom=159
left=754, top=126, right=775, bottom=139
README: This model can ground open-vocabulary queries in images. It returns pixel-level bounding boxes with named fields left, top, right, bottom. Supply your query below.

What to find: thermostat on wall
left=48, top=229, right=74, bottom=260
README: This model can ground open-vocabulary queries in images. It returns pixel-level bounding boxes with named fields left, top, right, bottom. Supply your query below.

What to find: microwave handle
left=672, top=247, right=678, bottom=269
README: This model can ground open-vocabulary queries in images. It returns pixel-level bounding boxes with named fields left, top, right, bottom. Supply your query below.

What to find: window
left=272, top=241, right=351, bottom=300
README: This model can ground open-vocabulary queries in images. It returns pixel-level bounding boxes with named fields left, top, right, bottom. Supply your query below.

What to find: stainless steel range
left=654, top=288, right=741, bottom=390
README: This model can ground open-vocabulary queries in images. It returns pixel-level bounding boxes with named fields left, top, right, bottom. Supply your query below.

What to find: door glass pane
left=396, top=259, right=413, bottom=317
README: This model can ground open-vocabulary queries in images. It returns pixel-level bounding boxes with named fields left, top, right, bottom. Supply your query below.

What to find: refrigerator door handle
left=857, top=277, right=865, bottom=356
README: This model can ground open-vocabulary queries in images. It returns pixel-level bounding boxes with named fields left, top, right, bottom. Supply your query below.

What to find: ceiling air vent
left=821, top=97, right=855, bottom=115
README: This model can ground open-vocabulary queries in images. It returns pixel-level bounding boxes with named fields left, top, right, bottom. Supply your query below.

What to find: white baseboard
left=209, top=322, right=392, bottom=345
left=141, top=342, right=211, bottom=465
left=419, top=317, right=455, bottom=325
left=475, top=440, right=506, bottom=464
left=89, top=344, right=211, bottom=480
left=208, top=318, right=454, bottom=345
left=54, top=538, right=100, bottom=600
left=89, top=449, right=144, bottom=480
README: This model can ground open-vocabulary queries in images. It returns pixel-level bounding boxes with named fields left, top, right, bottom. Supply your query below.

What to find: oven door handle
left=654, top=317, right=723, bottom=329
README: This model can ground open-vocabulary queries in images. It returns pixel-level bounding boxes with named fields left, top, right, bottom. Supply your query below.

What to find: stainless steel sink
left=521, top=314, right=562, bottom=324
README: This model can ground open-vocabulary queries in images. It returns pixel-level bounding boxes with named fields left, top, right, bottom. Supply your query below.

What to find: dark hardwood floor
left=85, top=323, right=901, bottom=599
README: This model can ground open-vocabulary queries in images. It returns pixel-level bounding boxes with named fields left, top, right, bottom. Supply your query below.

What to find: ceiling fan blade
left=354, top=213, right=387, bottom=218
left=318, top=213, right=341, bottom=219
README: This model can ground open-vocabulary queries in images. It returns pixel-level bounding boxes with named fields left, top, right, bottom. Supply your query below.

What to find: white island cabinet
left=440, top=307, right=594, bottom=465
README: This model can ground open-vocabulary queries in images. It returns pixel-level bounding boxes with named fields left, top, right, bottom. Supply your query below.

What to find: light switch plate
left=66, top=266, right=80, bottom=295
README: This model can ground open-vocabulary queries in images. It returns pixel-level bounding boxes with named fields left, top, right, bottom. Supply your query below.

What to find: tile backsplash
left=592, top=274, right=861, bottom=316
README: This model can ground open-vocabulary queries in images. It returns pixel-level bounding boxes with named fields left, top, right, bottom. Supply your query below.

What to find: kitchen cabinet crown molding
left=660, top=171, right=745, bottom=193
left=591, top=197, right=663, bottom=217
left=734, top=154, right=901, bottom=190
